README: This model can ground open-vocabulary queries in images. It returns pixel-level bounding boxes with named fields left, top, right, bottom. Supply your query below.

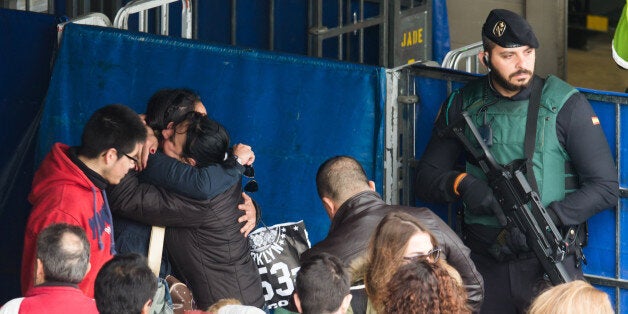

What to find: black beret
left=482, top=9, right=539, bottom=48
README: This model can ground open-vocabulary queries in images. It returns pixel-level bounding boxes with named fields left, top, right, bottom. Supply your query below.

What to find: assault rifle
left=451, top=111, right=573, bottom=285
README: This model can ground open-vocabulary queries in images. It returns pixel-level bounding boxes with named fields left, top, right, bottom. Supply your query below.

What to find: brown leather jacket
left=300, top=190, right=484, bottom=312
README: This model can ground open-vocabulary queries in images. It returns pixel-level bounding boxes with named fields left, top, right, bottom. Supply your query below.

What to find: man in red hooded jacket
left=21, top=104, right=147, bottom=298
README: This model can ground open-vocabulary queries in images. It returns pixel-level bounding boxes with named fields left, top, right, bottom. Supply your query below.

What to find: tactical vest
left=456, top=76, right=579, bottom=227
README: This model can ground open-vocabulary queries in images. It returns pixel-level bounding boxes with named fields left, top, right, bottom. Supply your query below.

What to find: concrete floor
left=566, top=32, right=628, bottom=93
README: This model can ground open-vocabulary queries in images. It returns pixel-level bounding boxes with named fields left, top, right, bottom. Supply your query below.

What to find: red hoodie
left=21, top=143, right=115, bottom=298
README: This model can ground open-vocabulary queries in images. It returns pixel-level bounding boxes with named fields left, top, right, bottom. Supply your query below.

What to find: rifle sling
left=524, top=77, right=545, bottom=193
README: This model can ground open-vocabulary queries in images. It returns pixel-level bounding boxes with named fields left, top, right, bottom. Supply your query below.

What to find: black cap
left=482, top=9, right=539, bottom=48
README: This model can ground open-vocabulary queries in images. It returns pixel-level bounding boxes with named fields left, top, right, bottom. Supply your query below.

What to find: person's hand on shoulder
left=238, top=192, right=257, bottom=237
left=137, top=124, right=158, bottom=171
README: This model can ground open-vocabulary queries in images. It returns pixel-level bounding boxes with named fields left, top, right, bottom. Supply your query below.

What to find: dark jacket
left=108, top=172, right=264, bottom=310
left=300, top=190, right=484, bottom=312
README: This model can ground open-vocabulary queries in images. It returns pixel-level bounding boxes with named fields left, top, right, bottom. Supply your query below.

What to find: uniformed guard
left=415, top=8, right=618, bottom=314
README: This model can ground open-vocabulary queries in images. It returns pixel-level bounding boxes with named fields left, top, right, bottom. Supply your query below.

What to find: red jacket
left=2, top=283, right=99, bottom=314
left=21, top=143, right=114, bottom=297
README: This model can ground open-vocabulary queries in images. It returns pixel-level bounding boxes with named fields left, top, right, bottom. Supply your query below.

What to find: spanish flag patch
left=592, top=116, right=600, bottom=125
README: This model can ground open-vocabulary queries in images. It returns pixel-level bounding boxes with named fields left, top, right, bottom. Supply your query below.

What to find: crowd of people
left=0, top=7, right=621, bottom=314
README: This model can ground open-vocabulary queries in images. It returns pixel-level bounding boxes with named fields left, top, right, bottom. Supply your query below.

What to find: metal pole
left=359, top=0, right=364, bottom=63
left=230, top=0, right=237, bottom=45
left=161, top=4, right=169, bottom=36
left=269, top=0, right=274, bottom=50
left=337, top=0, right=343, bottom=60
left=192, top=0, right=198, bottom=39
left=615, top=102, right=622, bottom=313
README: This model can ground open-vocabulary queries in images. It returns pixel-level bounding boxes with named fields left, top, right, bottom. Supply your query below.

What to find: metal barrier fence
left=113, top=0, right=191, bottom=39
left=441, top=41, right=487, bottom=74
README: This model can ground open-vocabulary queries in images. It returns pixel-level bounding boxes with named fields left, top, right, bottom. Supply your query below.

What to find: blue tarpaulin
left=0, top=8, right=59, bottom=304
left=38, top=23, right=386, bottom=249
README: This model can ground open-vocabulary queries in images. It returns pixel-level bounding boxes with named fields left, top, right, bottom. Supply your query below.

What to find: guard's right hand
left=459, top=174, right=506, bottom=225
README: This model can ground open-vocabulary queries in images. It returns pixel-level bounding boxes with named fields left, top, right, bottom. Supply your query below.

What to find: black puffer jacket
left=300, top=190, right=484, bottom=312
left=108, top=172, right=264, bottom=310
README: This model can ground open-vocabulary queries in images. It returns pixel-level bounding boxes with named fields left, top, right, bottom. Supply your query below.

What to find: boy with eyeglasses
left=21, top=104, right=147, bottom=298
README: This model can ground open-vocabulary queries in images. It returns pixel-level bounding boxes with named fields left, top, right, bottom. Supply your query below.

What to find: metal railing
left=57, top=12, right=111, bottom=42
left=441, top=41, right=487, bottom=74
left=308, top=0, right=389, bottom=65
left=113, top=0, right=192, bottom=39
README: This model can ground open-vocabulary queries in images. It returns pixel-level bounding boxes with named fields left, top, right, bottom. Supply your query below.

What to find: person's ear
left=294, top=293, right=303, bottom=313
left=35, top=258, right=45, bottom=285
left=368, top=180, right=376, bottom=191
left=321, top=197, right=336, bottom=220
left=340, top=294, right=353, bottom=313
left=141, top=299, right=153, bottom=314
left=161, top=128, right=173, bottom=140
left=479, top=52, right=491, bottom=69
left=103, top=148, right=118, bottom=165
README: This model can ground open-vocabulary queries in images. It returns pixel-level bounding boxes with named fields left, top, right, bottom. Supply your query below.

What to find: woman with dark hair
left=383, top=260, right=469, bottom=314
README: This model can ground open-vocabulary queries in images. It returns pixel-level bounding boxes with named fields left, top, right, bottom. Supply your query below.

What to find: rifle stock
left=452, top=111, right=573, bottom=285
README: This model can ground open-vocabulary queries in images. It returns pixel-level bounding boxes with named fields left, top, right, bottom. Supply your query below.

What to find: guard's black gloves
left=458, top=174, right=507, bottom=226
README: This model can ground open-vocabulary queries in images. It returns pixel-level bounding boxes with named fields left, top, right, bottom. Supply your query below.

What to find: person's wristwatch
left=233, top=154, right=242, bottom=165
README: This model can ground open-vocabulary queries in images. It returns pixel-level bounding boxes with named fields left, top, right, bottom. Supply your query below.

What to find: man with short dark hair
left=95, top=253, right=158, bottom=314
left=294, top=253, right=352, bottom=314
left=415, top=9, right=618, bottom=313
left=301, top=155, right=483, bottom=312
left=21, top=104, right=147, bottom=297
left=1, top=223, right=98, bottom=313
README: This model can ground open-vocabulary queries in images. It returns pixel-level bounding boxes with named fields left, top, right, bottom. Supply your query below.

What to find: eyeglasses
left=123, top=153, right=138, bottom=165
left=243, top=165, right=258, bottom=193
left=403, top=247, right=441, bottom=263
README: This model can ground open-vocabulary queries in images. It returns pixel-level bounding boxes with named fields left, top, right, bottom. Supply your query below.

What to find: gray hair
left=36, top=223, right=90, bottom=284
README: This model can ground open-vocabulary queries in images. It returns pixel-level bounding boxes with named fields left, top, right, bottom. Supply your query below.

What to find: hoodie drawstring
left=101, top=190, right=117, bottom=255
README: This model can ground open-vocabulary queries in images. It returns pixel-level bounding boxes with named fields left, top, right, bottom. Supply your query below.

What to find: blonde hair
left=206, top=298, right=241, bottom=313
left=528, top=280, right=614, bottom=314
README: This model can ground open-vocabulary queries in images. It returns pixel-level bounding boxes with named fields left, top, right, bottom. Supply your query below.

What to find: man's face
left=162, top=122, right=189, bottom=162
left=103, top=143, right=141, bottom=185
left=487, top=45, right=536, bottom=95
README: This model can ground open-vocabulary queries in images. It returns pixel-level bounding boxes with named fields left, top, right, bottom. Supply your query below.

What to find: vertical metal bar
left=269, top=0, right=274, bottom=50
left=78, top=0, right=88, bottom=15
left=345, top=0, right=351, bottom=61
left=25, top=0, right=29, bottom=11
left=230, top=0, right=237, bottom=45
left=358, top=0, right=364, bottom=63
left=192, top=0, right=198, bottom=39
left=161, top=4, right=169, bottom=36
left=337, top=0, right=343, bottom=60
left=182, top=0, right=192, bottom=39
left=615, top=102, right=622, bottom=314
left=47, top=0, right=53, bottom=14
left=139, top=10, right=147, bottom=32
left=307, top=0, right=324, bottom=57
left=380, top=0, right=388, bottom=67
